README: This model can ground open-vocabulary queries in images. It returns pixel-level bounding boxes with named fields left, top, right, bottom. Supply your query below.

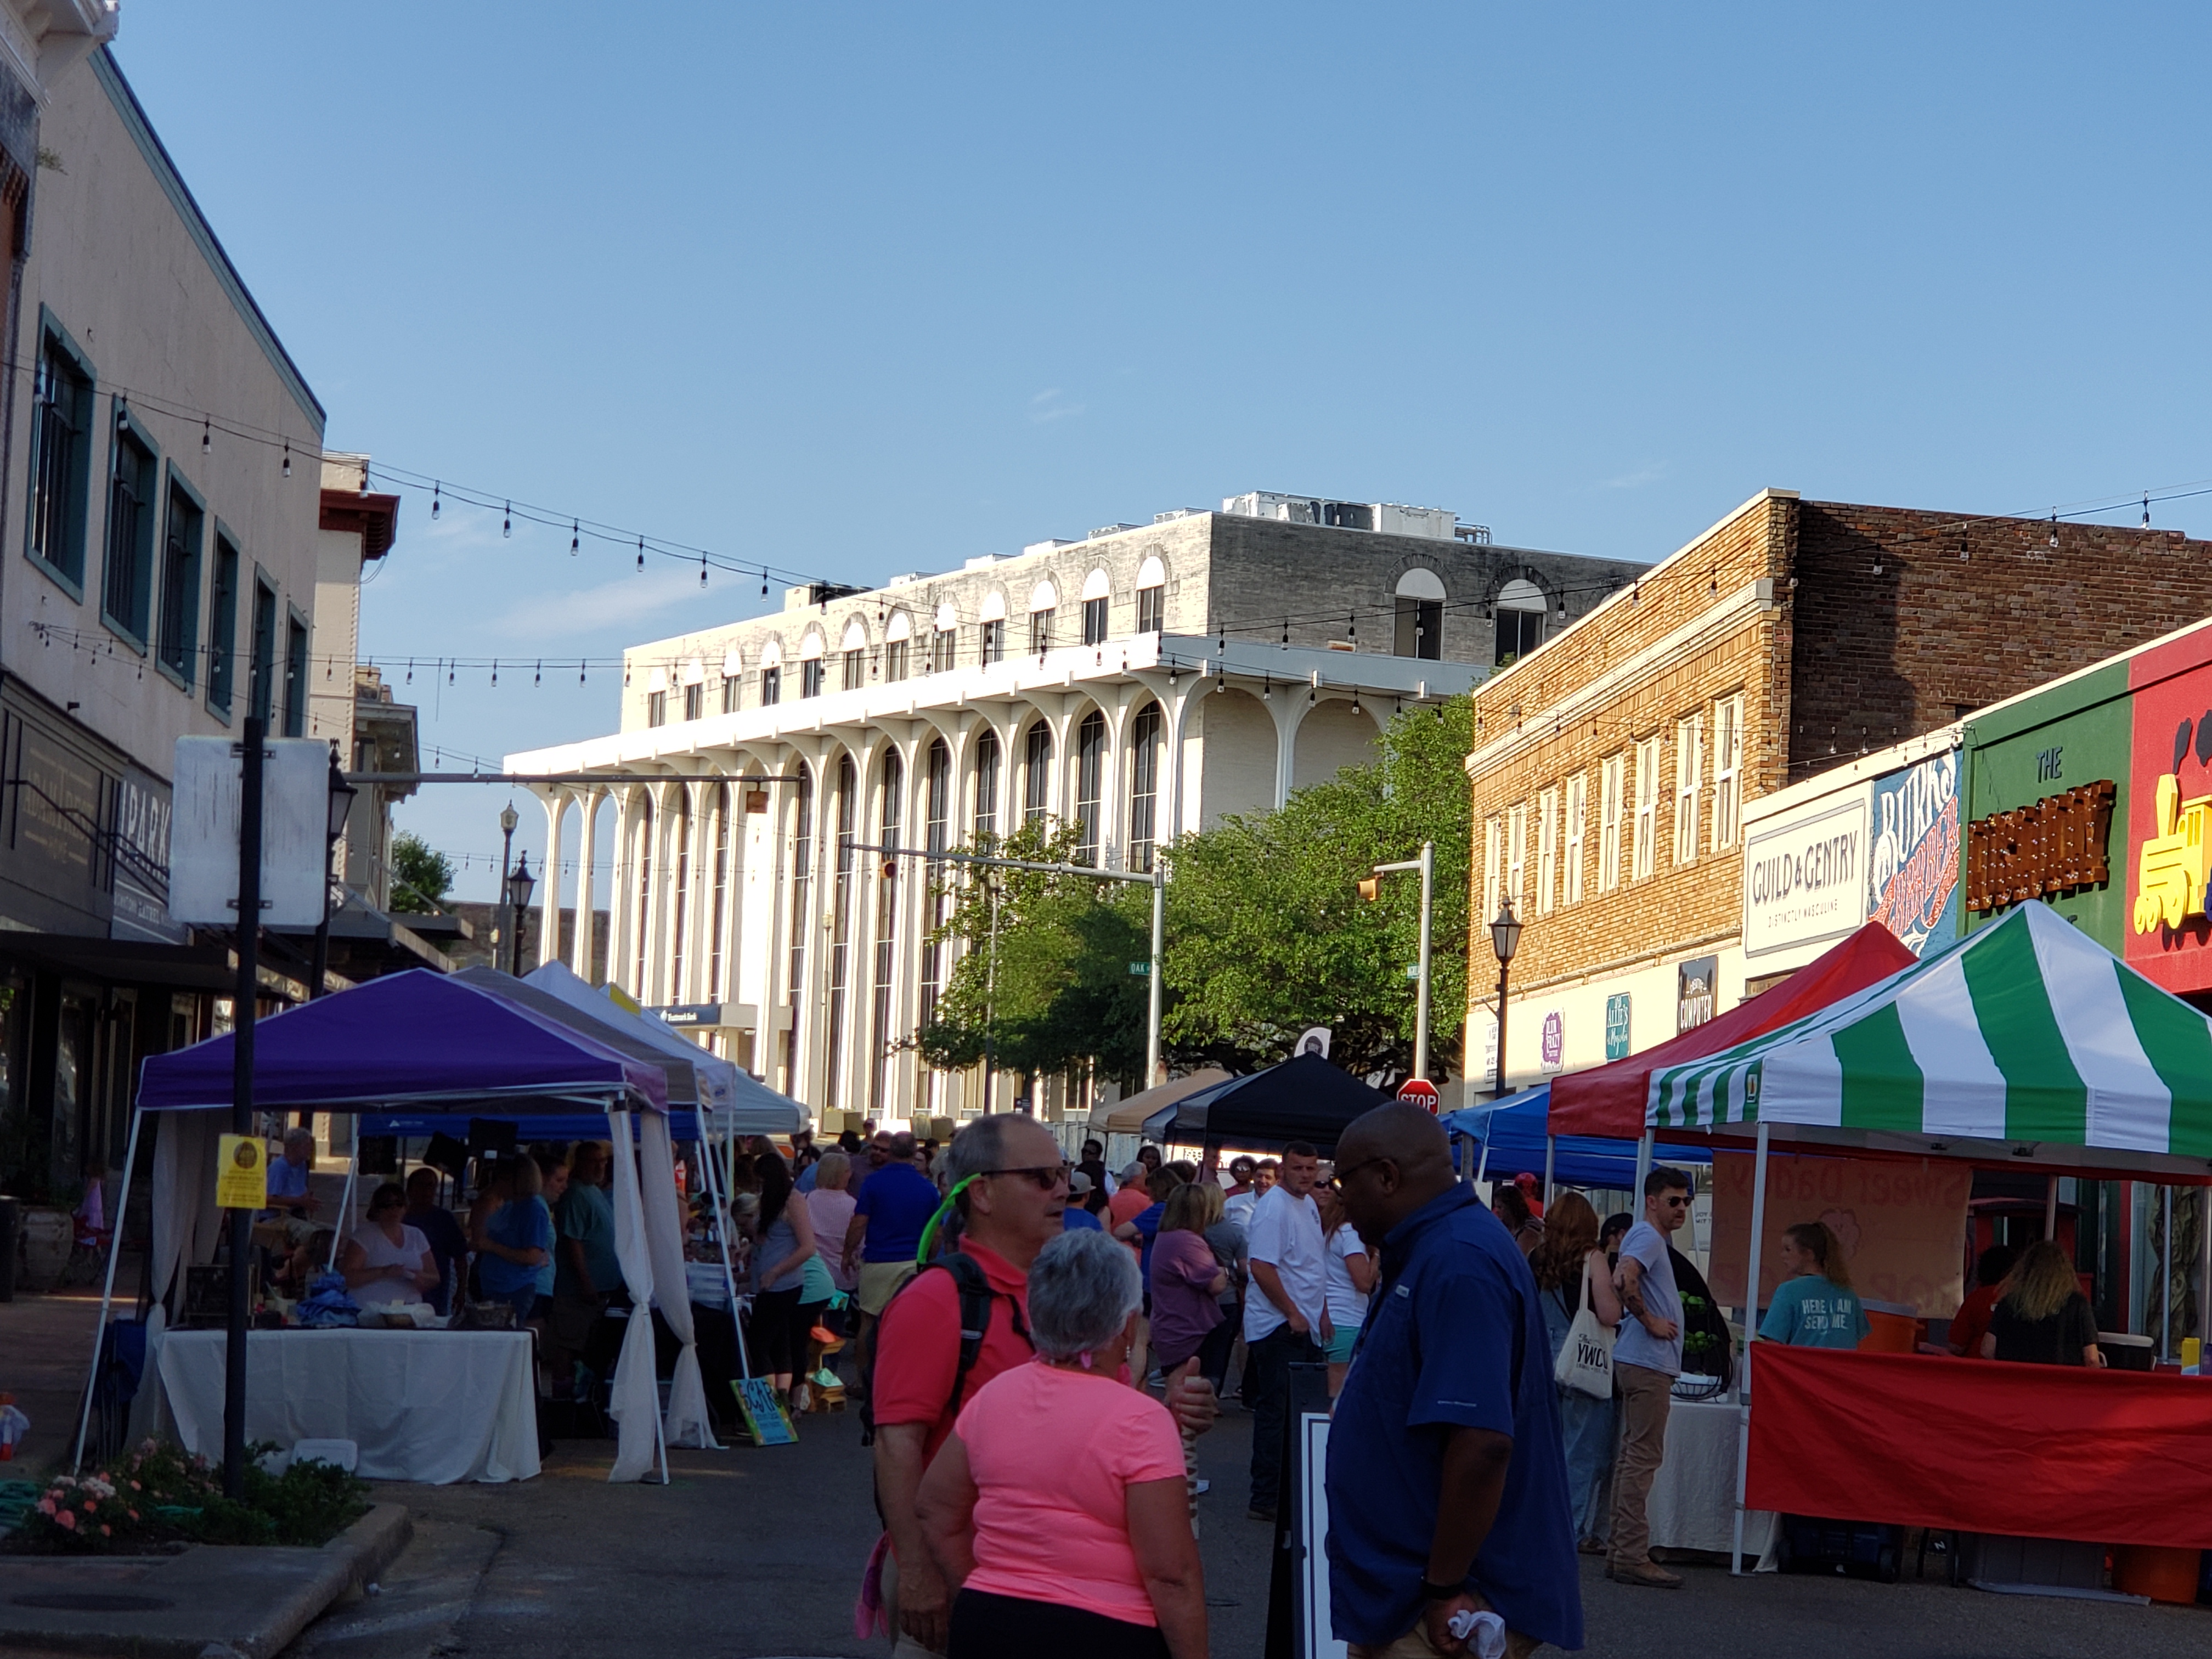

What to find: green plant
left=9, top=1439, right=366, bottom=1555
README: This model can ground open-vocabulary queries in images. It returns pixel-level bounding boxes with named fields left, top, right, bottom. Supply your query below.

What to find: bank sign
left=1742, top=791, right=1869, bottom=958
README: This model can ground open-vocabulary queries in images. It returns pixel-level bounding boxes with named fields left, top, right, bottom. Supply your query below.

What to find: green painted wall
left=1963, top=659, right=2133, bottom=948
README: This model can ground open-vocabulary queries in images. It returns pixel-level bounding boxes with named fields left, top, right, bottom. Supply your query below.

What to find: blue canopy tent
left=1441, top=1084, right=1711, bottom=1192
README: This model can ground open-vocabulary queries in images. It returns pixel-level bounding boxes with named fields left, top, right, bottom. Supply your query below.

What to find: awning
left=1101, top=1068, right=1232, bottom=1135
left=1142, top=1052, right=1389, bottom=1154
left=137, top=967, right=667, bottom=1114
left=1646, top=901, right=2212, bottom=1176
left=1548, top=922, right=1919, bottom=1140
left=1441, top=1084, right=1710, bottom=1188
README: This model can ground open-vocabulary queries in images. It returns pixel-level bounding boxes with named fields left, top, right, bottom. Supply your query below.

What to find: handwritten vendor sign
left=1709, top=1149, right=1970, bottom=1318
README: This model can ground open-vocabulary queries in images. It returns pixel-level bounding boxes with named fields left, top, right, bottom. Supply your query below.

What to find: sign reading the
left=1396, top=1077, right=1438, bottom=1113
left=1742, top=795, right=1869, bottom=958
left=216, top=1135, right=268, bottom=1210
left=1963, top=781, right=2114, bottom=915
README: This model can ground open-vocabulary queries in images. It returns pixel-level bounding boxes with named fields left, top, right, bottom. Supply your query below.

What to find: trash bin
left=0, top=1194, right=19, bottom=1302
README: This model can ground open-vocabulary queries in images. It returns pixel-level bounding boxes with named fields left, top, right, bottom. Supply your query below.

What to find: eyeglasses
left=1325, top=1155, right=1392, bottom=1194
left=987, top=1165, right=1069, bottom=1190
left=1660, top=1194, right=1692, bottom=1209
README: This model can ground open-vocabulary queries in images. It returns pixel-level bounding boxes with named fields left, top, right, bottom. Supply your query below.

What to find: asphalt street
left=276, top=1404, right=2212, bottom=1658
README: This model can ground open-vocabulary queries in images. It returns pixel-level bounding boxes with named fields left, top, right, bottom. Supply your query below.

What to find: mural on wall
left=1869, top=749, right=1961, bottom=955
left=2125, top=638, right=2212, bottom=993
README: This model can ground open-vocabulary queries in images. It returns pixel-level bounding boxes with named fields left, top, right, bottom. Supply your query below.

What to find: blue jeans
left=1560, top=1385, right=1617, bottom=1542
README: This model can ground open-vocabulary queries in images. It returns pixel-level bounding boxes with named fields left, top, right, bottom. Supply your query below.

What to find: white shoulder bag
left=1553, top=1252, right=1616, bottom=1400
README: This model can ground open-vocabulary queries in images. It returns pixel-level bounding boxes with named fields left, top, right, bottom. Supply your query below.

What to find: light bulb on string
left=637, top=538, right=645, bottom=572
left=201, top=416, right=210, bottom=456
left=405, top=659, right=413, bottom=684
left=281, top=441, right=291, bottom=479
left=358, top=462, right=369, bottom=497
left=431, top=483, right=441, bottom=521
left=448, top=661, right=455, bottom=686
left=761, top=566, right=769, bottom=597
left=534, top=660, right=541, bottom=686
left=491, top=661, right=499, bottom=687
left=2143, top=494, right=2152, bottom=528
left=2049, top=512, right=2060, bottom=549
left=570, top=521, right=579, bottom=555
left=503, top=503, right=512, bottom=538
left=579, top=661, right=587, bottom=685
left=700, top=551, right=708, bottom=588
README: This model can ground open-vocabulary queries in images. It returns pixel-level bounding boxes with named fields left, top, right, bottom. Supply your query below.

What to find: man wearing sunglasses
left=870, top=1114, right=1218, bottom=1657
left=1607, top=1166, right=1694, bottom=1590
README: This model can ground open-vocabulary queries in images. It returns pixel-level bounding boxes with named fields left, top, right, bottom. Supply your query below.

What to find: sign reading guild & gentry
left=1741, top=791, right=1869, bottom=958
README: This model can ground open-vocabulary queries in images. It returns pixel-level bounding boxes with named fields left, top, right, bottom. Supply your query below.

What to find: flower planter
left=15, top=1206, right=72, bottom=1293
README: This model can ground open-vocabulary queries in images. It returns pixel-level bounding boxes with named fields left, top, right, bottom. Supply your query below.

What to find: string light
left=358, top=464, right=369, bottom=497
left=700, top=550, right=708, bottom=588
left=201, top=416, right=210, bottom=456
left=2143, top=493, right=2152, bottom=528
left=534, top=660, right=541, bottom=686
left=636, top=538, right=645, bottom=572
left=503, top=502, right=512, bottom=538
left=571, top=520, right=580, bottom=556
left=281, top=441, right=291, bottom=479
left=2049, top=512, right=2059, bottom=549
left=431, top=483, right=441, bottom=521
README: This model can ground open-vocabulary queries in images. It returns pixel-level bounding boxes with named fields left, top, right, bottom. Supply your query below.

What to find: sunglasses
left=1325, top=1155, right=1392, bottom=1194
left=987, top=1165, right=1069, bottom=1190
left=1660, top=1194, right=1692, bottom=1209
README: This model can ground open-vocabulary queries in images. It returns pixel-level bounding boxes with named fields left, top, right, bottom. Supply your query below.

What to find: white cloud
left=1601, top=460, right=1669, bottom=490
left=1028, top=387, right=1084, bottom=425
left=488, top=566, right=719, bottom=643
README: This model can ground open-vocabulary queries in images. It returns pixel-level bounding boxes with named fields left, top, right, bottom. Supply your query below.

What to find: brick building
left=1465, top=488, right=2212, bottom=1098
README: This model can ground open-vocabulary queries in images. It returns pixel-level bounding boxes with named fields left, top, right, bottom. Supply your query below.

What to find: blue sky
left=117, top=3, right=2212, bottom=901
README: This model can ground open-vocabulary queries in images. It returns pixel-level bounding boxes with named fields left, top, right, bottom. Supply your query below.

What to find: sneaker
left=1607, top=1562, right=1681, bottom=1589
left=1193, top=1478, right=1211, bottom=1496
left=789, top=1384, right=811, bottom=1415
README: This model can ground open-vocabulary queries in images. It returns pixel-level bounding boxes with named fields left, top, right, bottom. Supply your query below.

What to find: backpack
left=859, top=1250, right=1030, bottom=1449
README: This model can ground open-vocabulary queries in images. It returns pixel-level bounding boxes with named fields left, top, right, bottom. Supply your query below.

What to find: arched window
left=799, top=628, right=826, bottom=698
left=871, top=752, right=904, bottom=1114
left=932, top=601, right=958, bottom=673
left=1127, top=701, right=1163, bottom=872
left=720, top=647, right=743, bottom=714
left=668, top=791, right=691, bottom=998
left=973, top=730, right=1001, bottom=844
left=1023, top=723, right=1053, bottom=825
left=786, top=766, right=813, bottom=1001
left=1029, top=578, right=1058, bottom=656
left=1395, top=567, right=1447, bottom=661
left=630, top=793, right=654, bottom=995
left=825, top=755, right=858, bottom=1108
left=1135, top=554, right=1166, bottom=634
left=1074, top=711, right=1106, bottom=864
left=979, top=590, right=1007, bottom=664
left=708, top=782, right=730, bottom=1001
left=1081, top=568, right=1112, bottom=645
left=760, top=636, right=784, bottom=706
left=1495, top=578, right=1548, bottom=667
left=885, top=610, right=912, bottom=682
left=841, top=617, right=869, bottom=691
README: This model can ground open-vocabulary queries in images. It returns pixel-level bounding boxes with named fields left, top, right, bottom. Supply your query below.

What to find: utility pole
left=1362, top=840, right=1434, bottom=1082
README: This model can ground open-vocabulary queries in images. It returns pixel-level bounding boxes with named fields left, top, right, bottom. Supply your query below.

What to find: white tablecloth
left=158, top=1329, right=541, bottom=1485
left=1647, top=1396, right=1778, bottom=1567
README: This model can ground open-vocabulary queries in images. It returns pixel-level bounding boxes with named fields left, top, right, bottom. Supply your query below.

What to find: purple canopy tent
left=97, top=970, right=708, bottom=1486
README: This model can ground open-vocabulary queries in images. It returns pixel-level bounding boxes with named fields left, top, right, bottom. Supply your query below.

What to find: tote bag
left=1552, top=1252, right=1615, bottom=1400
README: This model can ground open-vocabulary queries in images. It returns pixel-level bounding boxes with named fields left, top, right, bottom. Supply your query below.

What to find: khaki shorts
left=856, top=1259, right=919, bottom=1318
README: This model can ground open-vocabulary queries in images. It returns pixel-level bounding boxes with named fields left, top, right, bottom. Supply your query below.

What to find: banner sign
left=1709, top=1149, right=1969, bottom=1317
left=1677, top=956, right=1718, bottom=1033
left=1869, top=748, right=1963, bottom=953
left=216, top=1135, right=268, bottom=1210
left=1742, top=792, right=1870, bottom=958
left=1604, top=993, right=1632, bottom=1061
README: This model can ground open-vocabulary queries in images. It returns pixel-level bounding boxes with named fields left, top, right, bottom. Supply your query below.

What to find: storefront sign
left=1741, top=794, right=1869, bottom=958
left=1869, top=749, right=1961, bottom=954
left=112, top=769, right=187, bottom=944
left=650, top=1002, right=727, bottom=1028
left=1604, top=992, right=1632, bottom=1061
left=1964, top=782, right=2114, bottom=915
left=1539, top=1011, right=1564, bottom=1071
left=1677, top=956, right=1718, bottom=1032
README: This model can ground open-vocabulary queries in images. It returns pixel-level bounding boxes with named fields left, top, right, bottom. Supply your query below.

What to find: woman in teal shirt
left=1758, top=1222, right=1870, bottom=1349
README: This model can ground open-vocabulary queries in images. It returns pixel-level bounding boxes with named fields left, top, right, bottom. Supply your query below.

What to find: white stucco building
left=507, top=494, right=1644, bottom=1126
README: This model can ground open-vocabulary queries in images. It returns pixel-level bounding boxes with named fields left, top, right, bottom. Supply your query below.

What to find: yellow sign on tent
left=216, top=1135, right=268, bottom=1210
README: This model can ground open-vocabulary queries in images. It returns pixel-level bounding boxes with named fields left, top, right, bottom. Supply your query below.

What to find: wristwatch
left=1420, top=1578, right=1464, bottom=1601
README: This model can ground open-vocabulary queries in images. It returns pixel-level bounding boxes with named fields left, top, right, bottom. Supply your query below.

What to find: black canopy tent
left=1140, top=1052, right=1390, bottom=1156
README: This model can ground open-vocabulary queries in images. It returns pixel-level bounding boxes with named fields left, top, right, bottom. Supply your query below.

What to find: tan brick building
left=1465, top=488, right=2212, bottom=1098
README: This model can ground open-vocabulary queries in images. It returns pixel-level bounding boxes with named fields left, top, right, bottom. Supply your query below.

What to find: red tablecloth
left=1747, top=1344, right=2212, bottom=1548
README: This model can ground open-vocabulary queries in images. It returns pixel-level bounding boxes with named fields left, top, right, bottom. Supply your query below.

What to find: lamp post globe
left=504, top=851, right=535, bottom=975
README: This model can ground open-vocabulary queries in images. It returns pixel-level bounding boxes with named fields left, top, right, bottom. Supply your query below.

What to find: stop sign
left=1397, top=1077, right=1440, bottom=1113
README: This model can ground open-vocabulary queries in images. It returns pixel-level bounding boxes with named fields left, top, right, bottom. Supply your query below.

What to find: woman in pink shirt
left=804, top=1151, right=859, bottom=1293
left=917, top=1228, right=1207, bottom=1659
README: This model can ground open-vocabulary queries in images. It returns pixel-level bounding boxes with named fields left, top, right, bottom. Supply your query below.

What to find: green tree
left=387, top=831, right=455, bottom=914
left=1159, top=696, right=1470, bottom=1081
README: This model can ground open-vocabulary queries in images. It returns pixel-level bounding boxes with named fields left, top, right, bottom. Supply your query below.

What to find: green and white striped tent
left=1646, top=901, right=2212, bottom=1172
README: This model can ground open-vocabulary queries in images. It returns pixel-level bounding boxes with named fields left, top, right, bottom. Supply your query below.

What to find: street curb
left=0, top=1500, right=412, bottom=1658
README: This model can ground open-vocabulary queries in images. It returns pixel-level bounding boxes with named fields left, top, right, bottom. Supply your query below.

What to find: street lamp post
left=308, top=747, right=358, bottom=1001
left=504, top=852, right=536, bottom=977
left=1360, top=839, right=1435, bottom=1083
left=1489, top=897, right=1522, bottom=1099
left=498, top=803, right=518, bottom=972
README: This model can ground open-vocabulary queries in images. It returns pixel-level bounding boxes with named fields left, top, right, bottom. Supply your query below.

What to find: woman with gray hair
left=917, top=1228, right=1206, bottom=1658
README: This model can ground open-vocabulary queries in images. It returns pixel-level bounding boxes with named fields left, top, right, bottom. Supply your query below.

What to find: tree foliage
left=388, top=831, right=455, bottom=914
left=1158, top=695, right=1470, bottom=1081
left=912, top=697, right=1471, bottom=1087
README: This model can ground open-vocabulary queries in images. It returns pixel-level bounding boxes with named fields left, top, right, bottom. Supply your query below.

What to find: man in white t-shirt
left=1243, top=1141, right=1325, bottom=1522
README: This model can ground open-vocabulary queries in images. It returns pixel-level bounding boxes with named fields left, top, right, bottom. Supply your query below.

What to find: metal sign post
left=224, top=716, right=263, bottom=1500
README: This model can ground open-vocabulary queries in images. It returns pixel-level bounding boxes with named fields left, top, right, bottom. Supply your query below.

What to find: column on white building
left=573, top=786, right=603, bottom=981
left=535, top=786, right=566, bottom=970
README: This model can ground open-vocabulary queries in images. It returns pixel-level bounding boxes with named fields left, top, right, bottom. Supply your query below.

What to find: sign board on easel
left=1264, top=1364, right=1345, bottom=1659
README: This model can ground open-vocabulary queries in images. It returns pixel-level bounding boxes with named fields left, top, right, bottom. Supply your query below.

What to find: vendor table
left=158, top=1328, right=540, bottom=1484
left=1648, top=1396, right=1778, bottom=1566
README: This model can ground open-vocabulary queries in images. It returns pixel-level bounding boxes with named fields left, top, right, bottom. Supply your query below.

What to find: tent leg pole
left=73, top=1108, right=142, bottom=1473
left=1733, top=1119, right=1770, bottom=1578
left=2198, top=1187, right=2211, bottom=1369
left=1635, top=1129, right=1653, bottom=1197
left=1542, top=1135, right=1556, bottom=1208
left=2161, top=1186, right=2175, bottom=1364
left=326, top=1148, right=359, bottom=1276
left=698, top=1127, right=747, bottom=1400
left=2043, top=1173, right=2058, bottom=1242
left=1472, top=1139, right=1491, bottom=1194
